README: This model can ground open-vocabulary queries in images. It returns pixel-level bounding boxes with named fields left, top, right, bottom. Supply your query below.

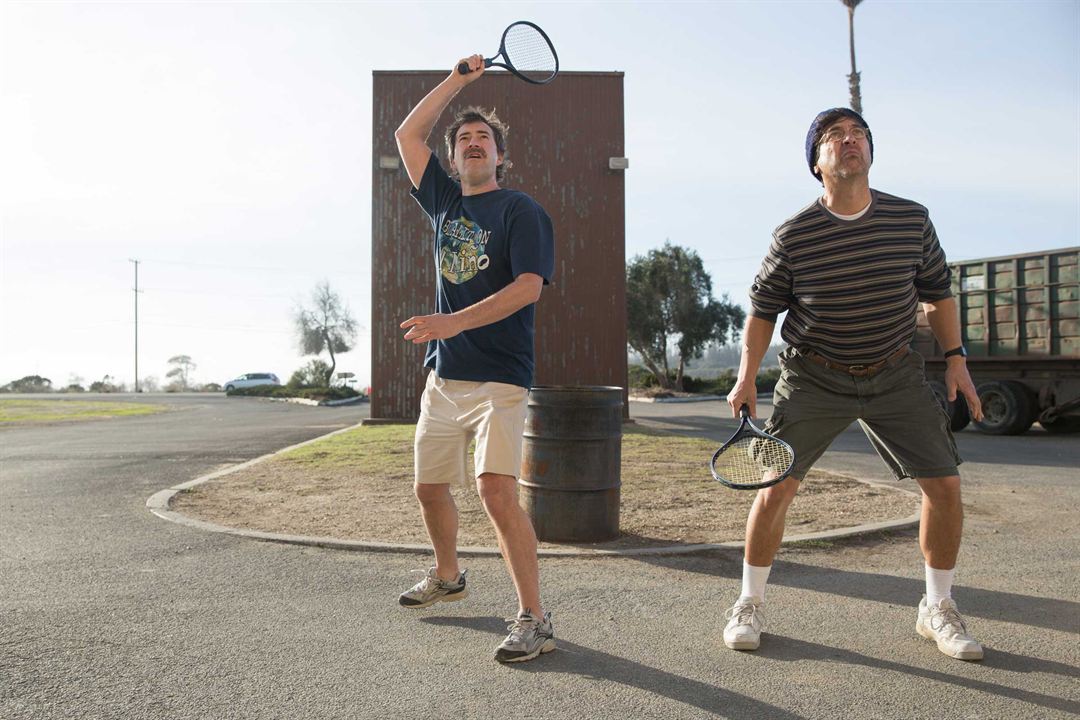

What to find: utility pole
left=130, top=259, right=141, bottom=393
left=841, top=0, right=864, bottom=114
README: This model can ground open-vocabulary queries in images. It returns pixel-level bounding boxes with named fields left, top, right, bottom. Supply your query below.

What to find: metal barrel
left=518, top=385, right=623, bottom=543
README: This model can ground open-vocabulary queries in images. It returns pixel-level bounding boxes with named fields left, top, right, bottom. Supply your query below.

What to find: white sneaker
left=723, top=596, right=764, bottom=650
left=398, top=567, right=468, bottom=609
left=494, top=610, right=556, bottom=663
left=916, top=596, right=984, bottom=661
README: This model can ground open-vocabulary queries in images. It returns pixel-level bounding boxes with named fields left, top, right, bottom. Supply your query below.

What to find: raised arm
left=395, top=55, right=485, bottom=189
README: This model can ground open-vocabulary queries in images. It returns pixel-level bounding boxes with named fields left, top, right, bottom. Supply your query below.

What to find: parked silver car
left=223, top=372, right=280, bottom=392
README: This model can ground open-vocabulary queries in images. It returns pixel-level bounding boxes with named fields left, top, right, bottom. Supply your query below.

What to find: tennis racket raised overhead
left=458, top=21, right=559, bottom=85
left=710, top=404, right=796, bottom=490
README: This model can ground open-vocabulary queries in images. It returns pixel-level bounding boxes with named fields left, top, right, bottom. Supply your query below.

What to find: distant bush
left=628, top=364, right=659, bottom=389
left=89, top=376, right=124, bottom=393
left=200, top=382, right=223, bottom=393
left=0, top=375, right=54, bottom=393
left=227, top=384, right=359, bottom=402
left=289, top=359, right=332, bottom=389
left=627, top=364, right=782, bottom=395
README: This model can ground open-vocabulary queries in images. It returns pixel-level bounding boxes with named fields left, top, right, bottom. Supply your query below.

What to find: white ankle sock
left=925, top=564, right=956, bottom=607
left=741, top=561, right=772, bottom=601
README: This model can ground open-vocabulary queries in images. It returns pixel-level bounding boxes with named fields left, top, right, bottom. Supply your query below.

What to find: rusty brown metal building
left=371, top=71, right=627, bottom=420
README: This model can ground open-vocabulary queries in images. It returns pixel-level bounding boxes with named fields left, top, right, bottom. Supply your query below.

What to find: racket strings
left=503, top=25, right=557, bottom=76
left=712, top=436, right=795, bottom=487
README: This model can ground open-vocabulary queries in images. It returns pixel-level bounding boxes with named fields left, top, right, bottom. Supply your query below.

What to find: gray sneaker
left=916, top=596, right=983, bottom=660
left=723, top=596, right=764, bottom=650
left=398, top=567, right=468, bottom=609
left=494, top=610, right=556, bottom=663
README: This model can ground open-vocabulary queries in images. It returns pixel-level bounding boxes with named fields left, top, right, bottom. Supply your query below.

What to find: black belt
left=802, top=347, right=910, bottom=378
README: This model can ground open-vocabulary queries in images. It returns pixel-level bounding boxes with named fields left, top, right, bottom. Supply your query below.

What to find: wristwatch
left=943, top=345, right=967, bottom=358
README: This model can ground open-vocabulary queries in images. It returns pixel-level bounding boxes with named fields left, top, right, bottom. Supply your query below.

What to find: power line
left=136, top=319, right=371, bottom=336
left=140, top=286, right=300, bottom=301
left=140, top=257, right=370, bottom=276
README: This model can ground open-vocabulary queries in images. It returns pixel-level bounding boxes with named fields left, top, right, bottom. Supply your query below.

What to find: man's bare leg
left=476, top=472, right=542, bottom=615
left=415, top=482, right=460, bottom=579
left=744, top=475, right=802, bottom=567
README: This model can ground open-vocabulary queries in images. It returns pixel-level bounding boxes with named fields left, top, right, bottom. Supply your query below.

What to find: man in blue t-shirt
left=393, top=53, right=556, bottom=664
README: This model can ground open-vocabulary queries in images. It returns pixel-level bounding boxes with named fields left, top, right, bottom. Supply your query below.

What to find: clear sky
left=2, top=1, right=1077, bottom=390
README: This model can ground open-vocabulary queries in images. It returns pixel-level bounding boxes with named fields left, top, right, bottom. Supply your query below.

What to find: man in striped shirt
left=722, top=107, right=987, bottom=661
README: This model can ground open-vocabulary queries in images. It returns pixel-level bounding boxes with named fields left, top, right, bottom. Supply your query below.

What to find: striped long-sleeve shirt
left=749, top=190, right=953, bottom=365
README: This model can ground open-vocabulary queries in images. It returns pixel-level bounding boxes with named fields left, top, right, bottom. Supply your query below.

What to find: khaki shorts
left=765, top=347, right=962, bottom=481
left=414, top=372, right=528, bottom=485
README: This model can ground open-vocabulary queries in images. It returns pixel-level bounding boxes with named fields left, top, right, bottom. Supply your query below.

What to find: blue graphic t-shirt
left=410, top=152, right=555, bottom=388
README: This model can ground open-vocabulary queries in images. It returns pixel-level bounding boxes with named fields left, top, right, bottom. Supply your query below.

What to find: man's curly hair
left=443, top=106, right=512, bottom=183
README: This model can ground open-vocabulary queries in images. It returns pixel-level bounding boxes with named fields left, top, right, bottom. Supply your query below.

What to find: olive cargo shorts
left=764, top=347, right=962, bottom=481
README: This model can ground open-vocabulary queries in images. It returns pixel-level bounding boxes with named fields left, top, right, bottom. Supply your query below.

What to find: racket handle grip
left=739, top=403, right=750, bottom=419
left=458, top=59, right=493, bottom=74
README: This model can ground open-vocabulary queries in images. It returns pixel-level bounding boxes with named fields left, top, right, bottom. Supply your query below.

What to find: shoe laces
left=725, top=600, right=763, bottom=627
left=504, top=613, right=541, bottom=642
left=408, top=567, right=444, bottom=592
left=930, top=604, right=969, bottom=636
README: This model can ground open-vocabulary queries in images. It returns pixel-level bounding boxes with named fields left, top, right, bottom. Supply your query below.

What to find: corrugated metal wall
left=913, top=247, right=1080, bottom=359
left=371, top=71, right=627, bottom=420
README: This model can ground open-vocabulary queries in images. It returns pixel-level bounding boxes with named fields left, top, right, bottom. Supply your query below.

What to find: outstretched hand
left=400, top=313, right=463, bottom=344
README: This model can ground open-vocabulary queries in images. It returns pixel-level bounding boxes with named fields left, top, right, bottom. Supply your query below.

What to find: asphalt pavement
left=1, top=394, right=1077, bottom=719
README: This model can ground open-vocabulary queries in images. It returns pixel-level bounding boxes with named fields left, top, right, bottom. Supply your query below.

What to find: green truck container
left=913, top=246, right=1080, bottom=434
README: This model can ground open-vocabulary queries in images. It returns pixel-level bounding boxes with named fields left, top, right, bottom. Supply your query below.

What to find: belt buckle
left=848, top=364, right=868, bottom=376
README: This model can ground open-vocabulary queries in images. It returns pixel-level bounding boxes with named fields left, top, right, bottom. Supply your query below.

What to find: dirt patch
left=171, top=424, right=918, bottom=551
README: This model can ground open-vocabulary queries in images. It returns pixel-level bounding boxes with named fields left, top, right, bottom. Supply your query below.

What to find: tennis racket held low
left=710, top=404, right=796, bottom=490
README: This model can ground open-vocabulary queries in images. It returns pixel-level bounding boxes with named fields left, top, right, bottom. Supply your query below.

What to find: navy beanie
left=805, top=107, right=873, bottom=182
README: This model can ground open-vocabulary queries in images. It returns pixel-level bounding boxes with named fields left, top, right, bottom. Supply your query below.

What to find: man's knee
left=414, top=481, right=452, bottom=506
left=754, top=475, right=801, bottom=511
left=476, top=473, right=518, bottom=514
left=917, top=475, right=962, bottom=503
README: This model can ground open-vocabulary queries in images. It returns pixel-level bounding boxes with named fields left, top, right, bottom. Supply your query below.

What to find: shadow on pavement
left=758, top=634, right=1080, bottom=716
left=633, top=415, right=1080, bottom=470
left=420, top=615, right=809, bottom=720
left=633, top=414, right=734, bottom=439
left=631, top=549, right=1080, bottom=634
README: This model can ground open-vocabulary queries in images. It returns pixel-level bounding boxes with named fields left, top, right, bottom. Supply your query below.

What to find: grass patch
left=277, top=423, right=721, bottom=487
left=0, top=399, right=167, bottom=426
left=282, top=424, right=416, bottom=477
left=621, top=424, right=717, bottom=485
left=175, top=421, right=920, bottom=549
left=228, top=385, right=361, bottom=401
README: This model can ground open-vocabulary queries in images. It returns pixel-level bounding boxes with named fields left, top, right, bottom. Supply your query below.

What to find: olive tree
left=294, top=282, right=358, bottom=386
left=626, top=242, right=746, bottom=390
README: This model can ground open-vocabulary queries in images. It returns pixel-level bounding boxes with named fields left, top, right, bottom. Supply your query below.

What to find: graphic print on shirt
left=439, top=216, right=492, bottom=285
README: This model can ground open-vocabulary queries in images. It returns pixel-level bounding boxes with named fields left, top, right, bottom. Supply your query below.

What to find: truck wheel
left=1040, top=416, right=1080, bottom=434
left=928, top=381, right=972, bottom=432
left=973, top=380, right=1037, bottom=435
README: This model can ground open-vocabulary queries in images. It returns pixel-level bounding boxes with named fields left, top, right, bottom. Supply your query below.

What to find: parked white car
left=223, top=373, right=280, bottom=392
